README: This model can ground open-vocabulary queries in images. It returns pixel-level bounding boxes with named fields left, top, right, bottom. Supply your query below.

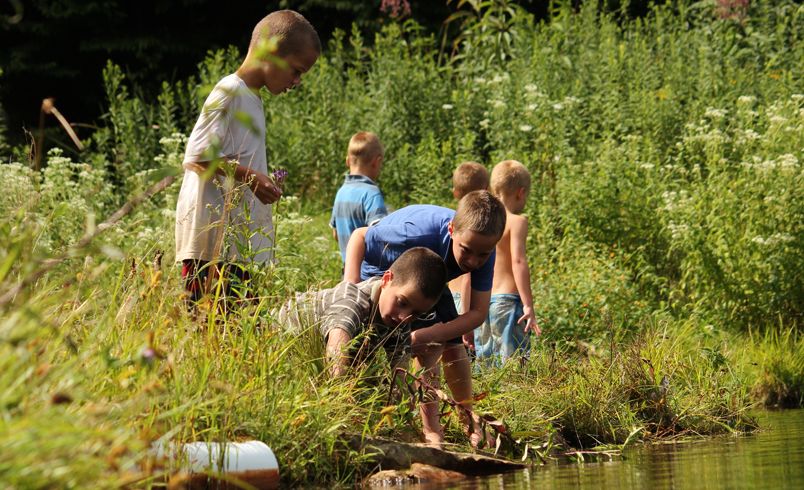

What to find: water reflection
left=414, top=410, right=804, bottom=489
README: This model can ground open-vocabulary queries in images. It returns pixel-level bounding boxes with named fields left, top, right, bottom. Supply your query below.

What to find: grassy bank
left=1, top=209, right=799, bottom=487
left=1, top=0, right=802, bottom=487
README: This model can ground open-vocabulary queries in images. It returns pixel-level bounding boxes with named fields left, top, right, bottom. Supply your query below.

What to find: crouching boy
left=279, top=247, right=446, bottom=375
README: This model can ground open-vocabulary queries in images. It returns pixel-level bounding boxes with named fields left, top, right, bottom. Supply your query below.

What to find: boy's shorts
left=474, top=293, right=529, bottom=362
left=410, top=288, right=462, bottom=345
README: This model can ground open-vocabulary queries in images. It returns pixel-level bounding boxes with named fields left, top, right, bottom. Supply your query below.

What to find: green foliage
left=1, top=1, right=803, bottom=486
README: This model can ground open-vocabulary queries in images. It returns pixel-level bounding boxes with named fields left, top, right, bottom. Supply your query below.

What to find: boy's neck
left=349, top=168, right=375, bottom=180
left=235, top=61, right=264, bottom=92
left=499, top=193, right=523, bottom=215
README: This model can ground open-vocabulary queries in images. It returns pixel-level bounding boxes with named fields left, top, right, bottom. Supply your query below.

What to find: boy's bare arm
left=343, top=227, right=368, bottom=283
left=510, top=215, right=540, bottom=335
left=412, top=288, right=490, bottom=345
left=184, top=161, right=281, bottom=204
left=458, top=275, right=475, bottom=348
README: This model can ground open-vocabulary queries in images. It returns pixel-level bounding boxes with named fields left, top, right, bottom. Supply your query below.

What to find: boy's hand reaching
left=519, top=306, right=541, bottom=336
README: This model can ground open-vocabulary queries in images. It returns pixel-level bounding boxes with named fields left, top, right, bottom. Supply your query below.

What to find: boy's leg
left=411, top=341, right=445, bottom=446
left=499, top=295, right=526, bottom=361
left=181, top=259, right=208, bottom=305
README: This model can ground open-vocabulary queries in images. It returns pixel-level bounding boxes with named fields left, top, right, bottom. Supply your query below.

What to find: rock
left=364, top=464, right=466, bottom=486
left=349, top=435, right=525, bottom=475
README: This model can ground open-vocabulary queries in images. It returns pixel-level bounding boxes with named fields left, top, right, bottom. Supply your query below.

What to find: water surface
left=449, top=410, right=804, bottom=489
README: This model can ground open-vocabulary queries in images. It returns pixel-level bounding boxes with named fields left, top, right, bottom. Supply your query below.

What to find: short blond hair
left=250, top=10, right=321, bottom=57
left=453, top=190, right=506, bottom=238
left=452, top=161, right=489, bottom=199
left=348, top=132, right=384, bottom=167
left=490, top=160, right=531, bottom=198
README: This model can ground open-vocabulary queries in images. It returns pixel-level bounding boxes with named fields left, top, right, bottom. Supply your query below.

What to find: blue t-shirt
left=330, top=174, right=388, bottom=262
left=360, top=205, right=495, bottom=291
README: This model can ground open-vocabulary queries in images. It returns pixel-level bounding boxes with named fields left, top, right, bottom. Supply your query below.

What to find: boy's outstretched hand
left=519, top=305, right=541, bottom=336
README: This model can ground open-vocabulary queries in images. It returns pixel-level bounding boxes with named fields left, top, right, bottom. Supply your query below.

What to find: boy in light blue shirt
left=330, top=132, right=388, bottom=263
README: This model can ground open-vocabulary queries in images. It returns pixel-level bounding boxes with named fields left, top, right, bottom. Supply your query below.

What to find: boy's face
left=448, top=222, right=499, bottom=273
left=378, top=271, right=436, bottom=327
left=262, top=48, right=318, bottom=95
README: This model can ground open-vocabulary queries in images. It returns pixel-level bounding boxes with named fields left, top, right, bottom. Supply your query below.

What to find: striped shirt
left=278, top=277, right=409, bottom=367
left=330, top=174, right=388, bottom=262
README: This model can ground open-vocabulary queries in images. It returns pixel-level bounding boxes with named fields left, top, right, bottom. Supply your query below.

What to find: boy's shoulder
left=378, top=205, right=452, bottom=227
left=506, top=212, right=529, bottom=237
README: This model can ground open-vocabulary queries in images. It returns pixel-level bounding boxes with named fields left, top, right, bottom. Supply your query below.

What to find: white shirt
left=175, top=74, right=274, bottom=264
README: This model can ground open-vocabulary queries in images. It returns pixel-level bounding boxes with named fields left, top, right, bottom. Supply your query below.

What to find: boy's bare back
left=491, top=211, right=528, bottom=295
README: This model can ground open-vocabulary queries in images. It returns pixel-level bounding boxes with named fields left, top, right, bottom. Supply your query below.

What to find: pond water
left=442, top=410, right=804, bottom=489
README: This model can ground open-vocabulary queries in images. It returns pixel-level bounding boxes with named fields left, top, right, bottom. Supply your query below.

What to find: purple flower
left=272, top=168, right=288, bottom=186
left=140, top=346, right=157, bottom=366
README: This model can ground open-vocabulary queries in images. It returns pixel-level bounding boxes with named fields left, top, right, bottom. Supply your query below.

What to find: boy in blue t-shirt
left=330, top=132, right=388, bottom=263
left=344, top=190, right=506, bottom=447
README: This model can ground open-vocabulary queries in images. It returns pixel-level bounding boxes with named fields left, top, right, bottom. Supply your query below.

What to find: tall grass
left=1, top=0, right=802, bottom=486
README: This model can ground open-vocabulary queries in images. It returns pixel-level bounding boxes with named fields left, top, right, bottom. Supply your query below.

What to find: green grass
left=1, top=1, right=802, bottom=486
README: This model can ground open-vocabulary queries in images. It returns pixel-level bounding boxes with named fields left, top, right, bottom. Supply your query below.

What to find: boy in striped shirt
left=278, top=247, right=446, bottom=376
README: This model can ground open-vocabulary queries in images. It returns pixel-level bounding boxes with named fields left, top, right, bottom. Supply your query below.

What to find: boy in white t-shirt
left=175, top=10, right=320, bottom=303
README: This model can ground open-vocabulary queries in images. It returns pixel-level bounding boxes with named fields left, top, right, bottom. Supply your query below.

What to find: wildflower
left=380, top=0, right=411, bottom=18
left=272, top=168, right=288, bottom=186
left=442, top=104, right=454, bottom=110
left=524, top=84, right=538, bottom=92
left=491, top=100, right=506, bottom=108
left=552, top=103, right=564, bottom=111
left=740, top=129, right=760, bottom=142
left=479, top=119, right=490, bottom=129
left=140, top=347, right=158, bottom=366
left=704, top=107, right=728, bottom=119
left=639, top=163, right=655, bottom=170
left=737, top=95, right=756, bottom=105
left=777, top=154, right=798, bottom=169
left=791, top=94, right=803, bottom=102
left=769, top=115, right=787, bottom=125
left=519, top=124, right=533, bottom=132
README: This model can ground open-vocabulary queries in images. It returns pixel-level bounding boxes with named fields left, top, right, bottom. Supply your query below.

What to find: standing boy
left=175, top=11, right=320, bottom=302
left=330, top=132, right=388, bottom=264
left=279, top=247, right=446, bottom=376
left=475, top=160, right=541, bottom=363
left=344, top=190, right=506, bottom=447
left=448, top=161, right=489, bottom=349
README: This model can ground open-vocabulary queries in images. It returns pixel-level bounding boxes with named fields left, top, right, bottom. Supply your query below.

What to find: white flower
left=737, top=95, right=756, bottom=105
left=639, top=163, right=655, bottom=170
left=704, top=107, right=727, bottom=119
left=442, top=104, right=454, bottom=110
left=524, top=84, right=538, bottom=92
left=491, top=100, right=506, bottom=108
left=769, top=115, right=788, bottom=125
left=777, top=154, right=798, bottom=169
left=552, top=103, right=564, bottom=111
left=479, top=119, right=490, bottom=129
left=519, top=124, right=533, bottom=132
left=791, top=94, right=803, bottom=102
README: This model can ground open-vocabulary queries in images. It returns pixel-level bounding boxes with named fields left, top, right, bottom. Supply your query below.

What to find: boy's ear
left=381, top=270, right=394, bottom=286
left=448, top=221, right=454, bottom=237
left=517, top=187, right=527, bottom=200
left=345, top=156, right=351, bottom=168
